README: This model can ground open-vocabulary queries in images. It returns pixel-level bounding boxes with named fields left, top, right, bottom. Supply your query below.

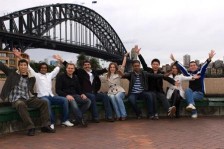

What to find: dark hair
left=66, top=63, right=75, bottom=68
left=171, top=64, right=181, bottom=74
left=151, top=58, right=160, bottom=65
left=38, top=62, right=48, bottom=71
left=83, top=60, right=91, bottom=66
left=132, top=60, right=140, bottom=65
left=18, top=59, right=28, bottom=66
left=189, top=61, right=197, bottom=66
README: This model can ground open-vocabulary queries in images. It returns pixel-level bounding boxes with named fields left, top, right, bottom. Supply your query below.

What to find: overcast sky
left=1, top=0, right=224, bottom=65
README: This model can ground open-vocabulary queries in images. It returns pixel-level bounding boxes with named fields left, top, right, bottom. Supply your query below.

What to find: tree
left=76, top=53, right=102, bottom=69
left=90, top=57, right=102, bottom=70
left=76, top=52, right=88, bottom=68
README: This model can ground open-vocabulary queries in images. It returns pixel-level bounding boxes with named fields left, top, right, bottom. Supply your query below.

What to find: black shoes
left=137, top=114, right=143, bottom=119
left=106, top=118, right=115, bottom=122
left=41, top=126, right=56, bottom=133
left=92, top=119, right=100, bottom=123
left=79, top=118, right=88, bottom=127
left=27, top=128, right=35, bottom=136
left=73, top=118, right=88, bottom=127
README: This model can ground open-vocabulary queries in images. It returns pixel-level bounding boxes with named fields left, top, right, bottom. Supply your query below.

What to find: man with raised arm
left=122, top=60, right=175, bottom=119
left=13, top=49, right=74, bottom=130
left=135, top=46, right=177, bottom=119
left=0, top=49, right=55, bottom=136
left=57, top=56, right=114, bottom=122
left=170, top=50, right=215, bottom=118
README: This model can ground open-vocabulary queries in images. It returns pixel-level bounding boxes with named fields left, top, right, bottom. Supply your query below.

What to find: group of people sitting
left=0, top=47, right=215, bottom=136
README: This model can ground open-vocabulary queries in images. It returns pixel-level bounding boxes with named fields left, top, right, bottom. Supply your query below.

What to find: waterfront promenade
left=1, top=117, right=224, bottom=149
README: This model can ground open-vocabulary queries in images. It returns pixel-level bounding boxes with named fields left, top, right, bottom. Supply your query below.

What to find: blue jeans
left=69, top=95, right=91, bottom=120
left=185, top=88, right=204, bottom=115
left=128, top=91, right=154, bottom=117
left=86, top=92, right=113, bottom=119
left=108, top=92, right=127, bottom=118
left=41, top=95, right=69, bottom=124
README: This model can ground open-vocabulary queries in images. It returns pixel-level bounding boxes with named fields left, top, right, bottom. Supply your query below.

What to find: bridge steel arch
left=0, top=3, right=127, bottom=61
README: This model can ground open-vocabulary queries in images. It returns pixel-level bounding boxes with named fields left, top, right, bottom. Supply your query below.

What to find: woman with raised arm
left=166, top=63, right=199, bottom=118
left=105, top=53, right=129, bottom=120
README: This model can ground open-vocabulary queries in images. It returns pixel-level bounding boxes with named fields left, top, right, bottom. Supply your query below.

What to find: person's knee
left=70, top=100, right=78, bottom=109
left=15, top=101, right=27, bottom=110
left=185, top=88, right=192, bottom=93
left=128, top=96, right=135, bottom=103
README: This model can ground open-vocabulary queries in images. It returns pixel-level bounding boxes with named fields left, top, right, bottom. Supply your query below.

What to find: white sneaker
left=191, top=113, right=198, bottom=119
left=62, top=120, right=74, bottom=127
left=50, top=124, right=54, bottom=129
left=168, top=106, right=176, bottom=117
left=186, top=104, right=196, bottom=111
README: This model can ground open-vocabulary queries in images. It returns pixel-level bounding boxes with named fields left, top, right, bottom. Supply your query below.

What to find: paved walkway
left=1, top=117, right=224, bottom=149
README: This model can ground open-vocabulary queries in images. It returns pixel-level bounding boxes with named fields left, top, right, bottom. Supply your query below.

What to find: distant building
left=44, top=58, right=49, bottom=65
left=211, top=68, right=216, bottom=75
left=214, top=60, right=223, bottom=69
left=217, top=68, right=223, bottom=75
left=49, top=60, right=58, bottom=66
left=0, top=51, right=29, bottom=79
left=183, top=54, right=191, bottom=68
left=130, top=48, right=137, bottom=60
left=195, top=59, right=200, bottom=66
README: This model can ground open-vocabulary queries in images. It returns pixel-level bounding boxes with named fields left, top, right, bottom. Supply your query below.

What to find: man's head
left=38, top=62, right=48, bottom=75
left=189, top=61, right=198, bottom=72
left=66, top=63, right=75, bottom=76
left=132, top=60, right=141, bottom=73
left=18, top=59, right=28, bottom=75
left=151, top=58, right=160, bottom=72
left=83, top=60, right=91, bottom=72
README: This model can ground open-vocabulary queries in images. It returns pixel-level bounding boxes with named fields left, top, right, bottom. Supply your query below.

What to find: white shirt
left=28, top=65, right=60, bottom=97
left=166, top=74, right=193, bottom=99
left=87, top=70, right=94, bottom=84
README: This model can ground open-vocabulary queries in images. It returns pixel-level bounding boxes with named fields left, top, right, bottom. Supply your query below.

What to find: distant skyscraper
left=183, top=54, right=191, bottom=67
left=44, top=58, right=49, bottom=65
left=195, top=59, right=200, bottom=66
left=130, top=48, right=137, bottom=60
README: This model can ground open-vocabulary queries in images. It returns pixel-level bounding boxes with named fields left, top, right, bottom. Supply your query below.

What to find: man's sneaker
left=27, top=128, right=35, bottom=136
left=168, top=106, right=176, bottom=117
left=154, top=113, right=159, bottom=120
left=186, top=104, right=196, bottom=111
left=62, top=120, right=74, bottom=127
left=79, top=118, right=88, bottom=127
left=137, top=114, right=143, bottom=120
left=50, top=124, right=54, bottom=130
left=41, top=126, right=56, bottom=133
left=191, top=113, right=198, bottom=119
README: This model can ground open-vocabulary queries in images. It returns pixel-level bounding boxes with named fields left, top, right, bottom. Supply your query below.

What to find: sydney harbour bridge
left=0, top=3, right=127, bottom=62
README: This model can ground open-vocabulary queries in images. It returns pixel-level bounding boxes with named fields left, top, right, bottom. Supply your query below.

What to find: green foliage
left=76, top=53, right=88, bottom=68
left=90, top=57, right=102, bottom=70
left=76, top=53, right=102, bottom=69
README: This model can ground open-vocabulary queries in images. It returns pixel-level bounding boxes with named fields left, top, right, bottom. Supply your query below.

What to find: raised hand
left=13, top=48, right=22, bottom=58
left=53, top=54, right=63, bottom=62
left=208, top=49, right=216, bottom=60
left=170, top=54, right=176, bottom=62
left=134, top=45, right=141, bottom=55
left=124, top=52, right=130, bottom=57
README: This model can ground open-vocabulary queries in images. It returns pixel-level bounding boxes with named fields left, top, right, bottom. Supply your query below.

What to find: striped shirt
left=8, top=76, right=29, bottom=102
left=131, top=74, right=144, bottom=93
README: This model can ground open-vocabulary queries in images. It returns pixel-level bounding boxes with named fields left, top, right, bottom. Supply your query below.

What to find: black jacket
left=122, top=71, right=171, bottom=95
left=0, top=61, right=36, bottom=102
left=63, top=61, right=107, bottom=94
left=138, top=54, right=175, bottom=93
left=56, top=72, right=82, bottom=97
